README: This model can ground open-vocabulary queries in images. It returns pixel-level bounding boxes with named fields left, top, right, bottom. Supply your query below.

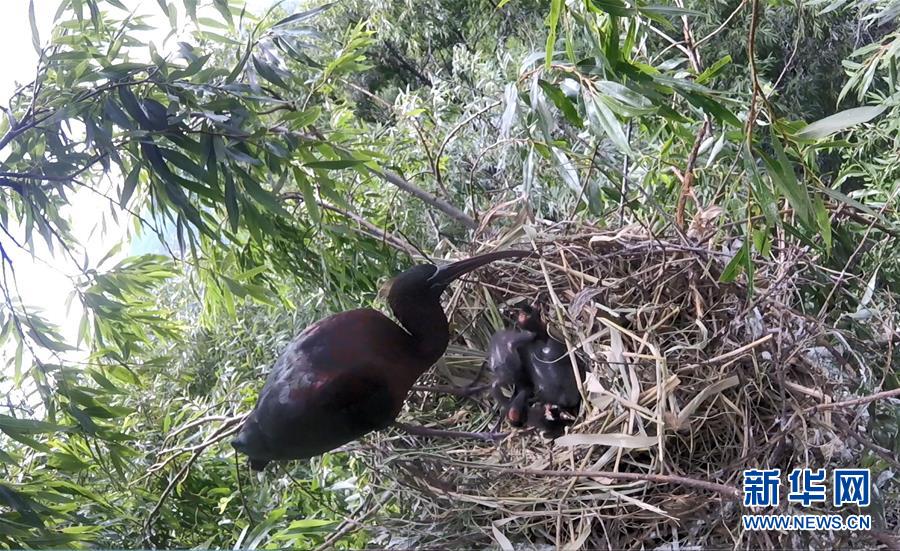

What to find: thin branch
left=281, top=192, right=418, bottom=257
left=434, top=101, right=501, bottom=189
left=816, top=183, right=900, bottom=318
left=696, top=1, right=748, bottom=47
left=304, top=125, right=478, bottom=229
left=745, top=0, right=763, bottom=143
left=143, top=419, right=243, bottom=543
left=673, top=1, right=710, bottom=231
left=806, top=387, right=900, bottom=413
left=370, top=168, right=477, bottom=229
left=312, top=493, right=389, bottom=551
left=453, top=461, right=741, bottom=499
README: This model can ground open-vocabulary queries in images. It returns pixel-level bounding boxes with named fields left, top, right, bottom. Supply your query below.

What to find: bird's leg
left=491, top=406, right=507, bottom=433
left=412, top=383, right=489, bottom=397
left=465, top=360, right=490, bottom=391
left=490, top=380, right=511, bottom=433
left=394, top=422, right=506, bottom=442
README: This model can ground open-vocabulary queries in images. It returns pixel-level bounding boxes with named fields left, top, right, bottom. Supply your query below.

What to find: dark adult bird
left=231, top=250, right=530, bottom=470
left=518, top=305, right=584, bottom=430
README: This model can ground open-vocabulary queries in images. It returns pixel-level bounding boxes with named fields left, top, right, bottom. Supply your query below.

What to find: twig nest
left=367, top=223, right=891, bottom=549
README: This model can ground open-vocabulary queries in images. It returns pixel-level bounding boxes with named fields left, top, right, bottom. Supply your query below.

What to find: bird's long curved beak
left=427, top=249, right=532, bottom=288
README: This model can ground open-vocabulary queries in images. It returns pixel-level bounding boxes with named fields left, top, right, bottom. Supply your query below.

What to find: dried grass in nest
left=362, top=222, right=898, bottom=550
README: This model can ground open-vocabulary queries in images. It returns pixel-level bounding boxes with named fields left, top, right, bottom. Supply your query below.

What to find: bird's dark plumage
left=523, top=335, right=584, bottom=422
left=485, top=304, right=584, bottom=435
left=232, top=250, right=530, bottom=470
left=486, top=328, right=535, bottom=427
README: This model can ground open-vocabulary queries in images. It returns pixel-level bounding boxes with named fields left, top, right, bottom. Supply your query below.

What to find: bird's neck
left=520, top=318, right=548, bottom=340
left=394, top=299, right=451, bottom=366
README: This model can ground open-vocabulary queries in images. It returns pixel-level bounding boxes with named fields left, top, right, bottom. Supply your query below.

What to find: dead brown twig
left=673, top=0, right=711, bottom=231
left=454, top=461, right=741, bottom=499
left=806, top=387, right=900, bottom=413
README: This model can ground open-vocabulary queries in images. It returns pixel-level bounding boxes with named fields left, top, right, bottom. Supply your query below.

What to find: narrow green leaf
left=28, top=0, right=41, bottom=55
left=295, top=168, right=320, bottom=225
left=103, top=97, right=133, bottom=129
left=538, top=80, right=583, bottom=127
left=118, top=87, right=150, bottom=128
left=227, top=35, right=253, bottom=83
left=305, top=160, right=363, bottom=169
left=0, top=414, right=67, bottom=434
left=720, top=241, right=748, bottom=282
left=795, top=105, right=887, bottom=140
left=584, top=0, right=632, bottom=17
left=120, top=164, right=141, bottom=207
left=585, top=93, right=631, bottom=154
left=184, top=0, right=198, bottom=22
left=682, top=92, right=741, bottom=127
left=281, top=107, right=321, bottom=128
left=159, top=147, right=207, bottom=182
left=272, top=3, right=334, bottom=28
left=545, top=0, right=563, bottom=69
left=252, top=55, right=288, bottom=88
left=224, top=173, right=240, bottom=231
left=238, top=170, right=290, bottom=218
left=28, top=328, right=75, bottom=351
left=743, top=145, right=779, bottom=227
left=695, top=55, right=732, bottom=85
left=235, top=265, right=268, bottom=281
left=213, top=0, right=232, bottom=25
left=814, top=194, right=832, bottom=254
left=767, top=132, right=813, bottom=226
left=594, top=80, right=652, bottom=110
left=819, top=186, right=891, bottom=224
left=752, top=226, right=771, bottom=257
left=638, top=5, right=705, bottom=17
left=223, top=278, right=277, bottom=307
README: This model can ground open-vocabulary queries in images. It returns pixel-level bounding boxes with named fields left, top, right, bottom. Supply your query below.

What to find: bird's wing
left=252, top=367, right=399, bottom=457
left=317, top=369, right=400, bottom=431
left=248, top=308, right=415, bottom=455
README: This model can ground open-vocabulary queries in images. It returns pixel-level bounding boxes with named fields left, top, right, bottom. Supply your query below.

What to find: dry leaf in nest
left=555, top=432, right=657, bottom=448
left=687, top=204, right=725, bottom=241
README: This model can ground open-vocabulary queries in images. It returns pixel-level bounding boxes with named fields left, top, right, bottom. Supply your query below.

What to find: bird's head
left=526, top=402, right=569, bottom=439
left=383, top=250, right=532, bottom=314
left=516, top=303, right=545, bottom=334
left=231, top=417, right=272, bottom=471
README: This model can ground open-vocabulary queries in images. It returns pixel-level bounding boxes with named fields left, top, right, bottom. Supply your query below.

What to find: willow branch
left=370, top=168, right=477, bottom=229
